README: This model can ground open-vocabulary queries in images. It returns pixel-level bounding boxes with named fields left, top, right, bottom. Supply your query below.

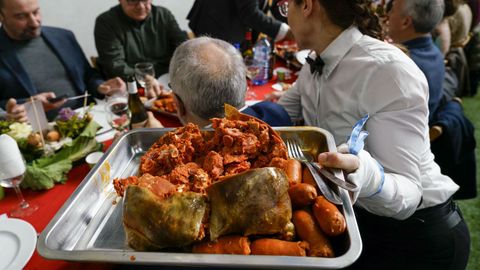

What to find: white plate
left=0, top=218, right=37, bottom=270
left=295, top=50, right=311, bottom=65
left=75, top=101, right=115, bottom=142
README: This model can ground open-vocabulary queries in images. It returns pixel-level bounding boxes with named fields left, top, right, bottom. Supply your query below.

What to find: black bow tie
left=305, top=56, right=325, bottom=75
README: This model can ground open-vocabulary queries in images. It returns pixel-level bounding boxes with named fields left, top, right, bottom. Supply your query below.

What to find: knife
left=310, top=162, right=359, bottom=192
left=303, top=161, right=343, bottom=205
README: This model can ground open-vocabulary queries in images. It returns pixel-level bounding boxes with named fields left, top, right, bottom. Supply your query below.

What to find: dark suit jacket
left=242, top=101, right=292, bottom=127
left=431, top=100, right=477, bottom=200
left=187, top=0, right=282, bottom=44
left=0, top=26, right=103, bottom=109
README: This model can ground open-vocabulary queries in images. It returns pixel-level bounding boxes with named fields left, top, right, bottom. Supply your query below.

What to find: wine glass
left=244, top=57, right=261, bottom=82
left=0, top=135, right=39, bottom=218
left=105, top=92, right=131, bottom=132
left=244, top=56, right=260, bottom=100
left=134, top=62, right=155, bottom=88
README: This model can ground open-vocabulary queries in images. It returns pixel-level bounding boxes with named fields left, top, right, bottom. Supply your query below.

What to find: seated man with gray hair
left=148, top=37, right=292, bottom=128
left=388, top=0, right=477, bottom=200
left=387, top=0, right=446, bottom=120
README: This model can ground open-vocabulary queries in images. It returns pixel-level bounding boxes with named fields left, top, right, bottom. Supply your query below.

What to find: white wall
left=38, top=0, right=194, bottom=59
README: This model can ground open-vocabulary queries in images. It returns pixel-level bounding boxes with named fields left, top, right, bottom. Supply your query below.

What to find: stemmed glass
left=244, top=57, right=260, bottom=100
left=105, top=92, right=131, bottom=132
left=0, top=134, right=38, bottom=218
left=134, top=62, right=155, bottom=88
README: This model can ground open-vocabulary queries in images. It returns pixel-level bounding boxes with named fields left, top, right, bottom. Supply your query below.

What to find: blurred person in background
left=435, top=0, right=469, bottom=56
left=276, top=0, right=470, bottom=268
left=388, top=0, right=477, bottom=200
left=187, top=0, right=294, bottom=44
left=95, top=0, right=188, bottom=81
left=0, top=0, right=125, bottom=120
left=0, top=98, right=27, bottom=122
left=469, top=0, right=480, bottom=26
left=146, top=37, right=292, bottom=128
left=387, top=0, right=446, bottom=122
left=449, top=0, right=473, bottom=47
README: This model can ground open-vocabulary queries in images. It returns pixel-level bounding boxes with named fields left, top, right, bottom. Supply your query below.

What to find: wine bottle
left=127, top=76, right=148, bottom=129
left=240, top=29, right=254, bottom=59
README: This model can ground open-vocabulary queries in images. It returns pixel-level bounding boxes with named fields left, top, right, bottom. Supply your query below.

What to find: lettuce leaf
left=21, top=120, right=102, bottom=190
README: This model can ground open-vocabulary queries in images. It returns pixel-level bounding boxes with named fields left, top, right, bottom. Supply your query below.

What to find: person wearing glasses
left=94, top=0, right=188, bottom=80
left=0, top=0, right=125, bottom=120
left=187, top=0, right=293, bottom=44
left=145, top=37, right=293, bottom=129
left=276, top=0, right=470, bottom=269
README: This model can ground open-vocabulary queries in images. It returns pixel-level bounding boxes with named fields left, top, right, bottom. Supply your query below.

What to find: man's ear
left=303, top=0, right=314, bottom=17
left=173, top=93, right=186, bottom=117
left=402, top=16, right=413, bottom=31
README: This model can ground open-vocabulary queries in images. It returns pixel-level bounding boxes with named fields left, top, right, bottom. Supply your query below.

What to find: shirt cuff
left=275, top=23, right=290, bottom=41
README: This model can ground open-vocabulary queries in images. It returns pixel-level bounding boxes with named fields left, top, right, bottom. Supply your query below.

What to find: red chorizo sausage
left=292, top=210, right=335, bottom=257
left=192, top=235, right=251, bottom=255
left=302, top=166, right=317, bottom=187
left=285, top=159, right=302, bottom=185
left=288, top=183, right=318, bottom=208
left=312, top=195, right=347, bottom=237
left=250, top=238, right=309, bottom=256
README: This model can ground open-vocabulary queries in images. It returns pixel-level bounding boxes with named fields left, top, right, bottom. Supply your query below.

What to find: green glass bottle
left=127, top=76, right=148, bottom=129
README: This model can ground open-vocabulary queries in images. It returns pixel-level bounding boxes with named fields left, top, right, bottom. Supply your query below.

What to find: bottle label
left=127, top=81, right=138, bottom=94
left=131, top=120, right=147, bottom=129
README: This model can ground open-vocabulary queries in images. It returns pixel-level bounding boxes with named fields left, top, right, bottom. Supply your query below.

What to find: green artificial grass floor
left=455, top=94, right=480, bottom=270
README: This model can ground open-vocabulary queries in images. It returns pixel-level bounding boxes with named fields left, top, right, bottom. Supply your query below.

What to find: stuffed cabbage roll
left=123, top=185, right=207, bottom=250
left=208, top=167, right=292, bottom=240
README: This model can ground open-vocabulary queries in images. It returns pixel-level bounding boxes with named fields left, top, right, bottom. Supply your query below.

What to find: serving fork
left=286, top=139, right=343, bottom=205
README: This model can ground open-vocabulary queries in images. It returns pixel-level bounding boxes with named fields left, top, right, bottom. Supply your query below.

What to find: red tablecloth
left=0, top=60, right=297, bottom=269
left=0, top=141, right=118, bottom=270
left=0, top=164, right=114, bottom=270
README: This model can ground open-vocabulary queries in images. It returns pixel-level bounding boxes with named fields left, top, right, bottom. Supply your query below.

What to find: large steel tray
left=37, top=127, right=362, bottom=269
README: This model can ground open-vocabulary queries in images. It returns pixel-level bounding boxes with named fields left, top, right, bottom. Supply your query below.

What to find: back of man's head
left=169, top=37, right=247, bottom=121
left=404, top=0, right=445, bottom=33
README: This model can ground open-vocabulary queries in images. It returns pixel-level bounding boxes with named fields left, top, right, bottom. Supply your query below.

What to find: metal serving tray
left=38, top=127, right=362, bottom=269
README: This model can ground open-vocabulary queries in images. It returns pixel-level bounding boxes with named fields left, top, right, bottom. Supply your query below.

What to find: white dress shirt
left=278, top=27, right=458, bottom=219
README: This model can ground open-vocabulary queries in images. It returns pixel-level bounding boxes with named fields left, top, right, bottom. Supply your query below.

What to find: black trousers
left=348, top=199, right=470, bottom=270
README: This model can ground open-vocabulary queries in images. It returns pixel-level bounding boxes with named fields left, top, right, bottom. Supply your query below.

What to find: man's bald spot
left=195, top=42, right=235, bottom=79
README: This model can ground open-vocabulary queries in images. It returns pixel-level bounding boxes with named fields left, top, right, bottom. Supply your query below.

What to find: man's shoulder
left=96, top=5, right=122, bottom=23
left=151, top=5, right=175, bottom=19
left=152, top=5, right=172, bottom=14
left=41, top=26, right=74, bottom=37
left=245, top=101, right=293, bottom=127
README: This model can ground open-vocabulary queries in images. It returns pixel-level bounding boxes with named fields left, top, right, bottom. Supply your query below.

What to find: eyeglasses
left=126, top=0, right=150, bottom=6
left=277, top=0, right=289, bottom=17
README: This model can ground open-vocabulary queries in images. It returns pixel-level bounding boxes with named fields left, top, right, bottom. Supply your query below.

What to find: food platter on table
left=274, top=40, right=303, bottom=69
left=143, top=93, right=178, bottom=118
left=37, top=106, right=362, bottom=269
left=0, top=107, right=102, bottom=190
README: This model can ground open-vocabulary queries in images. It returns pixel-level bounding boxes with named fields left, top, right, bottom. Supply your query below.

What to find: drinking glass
left=134, top=62, right=155, bottom=88
left=105, top=92, right=131, bottom=132
left=244, top=56, right=260, bottom=99
left=244, top=57, right=261, bottom=83
left=0, top=135, right=38, bottom=218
